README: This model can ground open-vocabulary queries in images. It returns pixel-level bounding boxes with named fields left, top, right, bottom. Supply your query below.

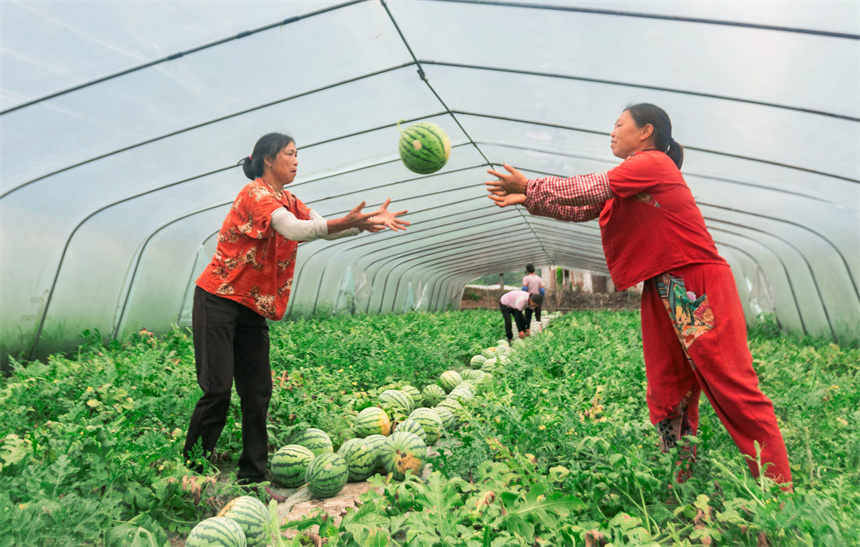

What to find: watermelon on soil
left=448, top=384, right=476, bottom=403
left=460, top=369, right=483, bottom=381
left=270, top=444, right=315, bottom=488
left=439, top=370, right=462, bottom=393
left=408, top=407, right=443, bottom=445
left=481, top=358, right=497, bottom=373
left=363, top=434, right=390, bottom=475
left=354, top=406, right=391, bottom=437
left=481, top=347, right=497, bottom=359
left=399, top=384, right=422, bottom=404
left=378, top=389, right=414, bottom=416
left=305, top=452, right=349, bottom=498
left=186, top=516, right=247, bottom=547
left=395, top=418, right=426, bottom=442
left=290, top=428, right=333, bottom=457
left=434, top=406, right=457, bottom=430
left=381, top=431, right=427, bottom=481
left=338, top=437, right=381, bottom=482
left=422, top=384, right=446, bottom=407
left=217, top=496, right=269, bottom=547
left=398, top=121, right=451, bottom=175
left=470, top=355, right=487, bottom=369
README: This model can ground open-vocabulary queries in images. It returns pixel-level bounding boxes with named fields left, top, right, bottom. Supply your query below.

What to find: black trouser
left=500, top=301, right=527, bottom=341
left=184, top=286, right=272, bottom=481
left=524, top=305, right=541, bottom=326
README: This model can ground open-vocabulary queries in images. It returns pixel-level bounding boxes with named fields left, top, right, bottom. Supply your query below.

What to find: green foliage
left=1, top=309, right=858, bottom=545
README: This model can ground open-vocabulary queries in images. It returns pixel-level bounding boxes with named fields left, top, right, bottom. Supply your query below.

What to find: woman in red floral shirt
left=184, top=133, right=408, bottom=483
left=485, top=104, right=792, bottom=489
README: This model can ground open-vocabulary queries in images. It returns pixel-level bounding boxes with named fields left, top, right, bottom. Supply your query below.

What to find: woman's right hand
left=345, top=199, right=410, bottom=232
left=342, top=201, right=383, bottom=233
left=365, top=198, right=410, bottom=232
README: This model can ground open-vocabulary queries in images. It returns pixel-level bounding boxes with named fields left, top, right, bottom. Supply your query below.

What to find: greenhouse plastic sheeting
left=1, top=0, right=858, bottom=364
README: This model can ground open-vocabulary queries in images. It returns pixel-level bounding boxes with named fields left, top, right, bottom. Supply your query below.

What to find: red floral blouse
left=196, top=178, right=311, bottom=320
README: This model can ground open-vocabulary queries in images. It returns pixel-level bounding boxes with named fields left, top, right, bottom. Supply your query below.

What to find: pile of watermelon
left=258, top=338, right=534, bottom=502
left=183, top=334, right=546, bottom=545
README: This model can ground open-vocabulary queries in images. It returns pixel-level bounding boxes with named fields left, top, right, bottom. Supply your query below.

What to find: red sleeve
left=523, top=200, right=602, bottom=222
left=522, top=172, right=610, bottom=222
left=606, top=153, right=662, bottom=198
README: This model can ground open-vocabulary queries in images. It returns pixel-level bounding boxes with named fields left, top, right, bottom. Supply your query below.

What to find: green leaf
left=0, top=433, right=32, bottom=472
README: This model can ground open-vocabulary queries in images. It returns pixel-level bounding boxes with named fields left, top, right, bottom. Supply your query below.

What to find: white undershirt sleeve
left=309, top=209, right=361, bottom=240
left=270, top=208, right=360, bottom=241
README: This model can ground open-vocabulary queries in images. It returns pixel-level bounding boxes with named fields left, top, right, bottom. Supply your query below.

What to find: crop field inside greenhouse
left=2, top=2, right=858, bottom=546
left=1, top=309, right=857, bottom=546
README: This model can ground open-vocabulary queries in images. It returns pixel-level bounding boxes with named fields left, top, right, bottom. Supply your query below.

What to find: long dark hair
left=626, top=103, right=684, bottom=169
left=240, top=133, right=295, bottom=180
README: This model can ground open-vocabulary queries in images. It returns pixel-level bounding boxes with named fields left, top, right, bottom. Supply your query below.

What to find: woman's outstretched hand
left=485, top=163, right=528, bottom=197
left=488, top=193, right=527, bottom=208
left=341, top=201, right=380, bottom=232
left=365, top=198, right=410, bottom=232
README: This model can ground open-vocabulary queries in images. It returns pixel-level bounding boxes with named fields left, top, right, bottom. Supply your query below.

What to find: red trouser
left=641, top=263, right=792, bottom=486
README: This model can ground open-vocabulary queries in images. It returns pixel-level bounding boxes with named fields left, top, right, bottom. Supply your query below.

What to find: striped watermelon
left=217, top=496, right=269, bottom=547
left=399, top=385, right=422, bottom=404
left=270, top=444, right=315, bottom=488
left=460, top=369, right=482, bottom=381
left=470, top=355, right=487, bottom=369
left=439, top=370, right=462, bottom=393
left=422, top=384, right=446, bottom=407
left=378, top=389, right=414, bottom=416
left=354, top=406, right=391, bottom=437
left=481, top=358, right=497, bottom=373
left=186, top=516, right=247, bottom=547
left=338, top=438, right=380, bottom=482
left=408, top=408, right=443, bottom=445
left=434, top=406, right=457, bottom=430
left=381, top=431, right=427, bottom=481
left=459, top=379, right=482, bottom=396
left=496, top=339, right=509, bottom=347
left=481, top=347, right=497, bottom=359
left=305, top=452, right=349, bottom=498
left=448, top=384, right=476, bottom=403
left=395, top=419, right=426, bottom=443
left=398, top=121, right=451, bottom=175
left=363, top=434, right=390, bottom=475
left=290, top=428, right=333, bottom=456
left=436, top=398, right=465, bottom=426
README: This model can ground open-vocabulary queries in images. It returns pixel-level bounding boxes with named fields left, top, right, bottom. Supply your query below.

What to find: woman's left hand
left=367, top=198, right=410, bottom=232
left=484, top=163, right=528, bottom=196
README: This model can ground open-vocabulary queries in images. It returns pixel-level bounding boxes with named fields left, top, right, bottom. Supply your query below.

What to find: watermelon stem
left=397, top=119, right=405, bottom=133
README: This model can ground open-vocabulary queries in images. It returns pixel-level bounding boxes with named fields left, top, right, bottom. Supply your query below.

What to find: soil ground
left=459, top=287, right=641, bottom=312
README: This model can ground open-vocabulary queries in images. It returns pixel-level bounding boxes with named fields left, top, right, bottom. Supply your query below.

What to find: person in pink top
left=521, top=263, right=545, bottom=332
left=499, top=289, right=543, bottom=344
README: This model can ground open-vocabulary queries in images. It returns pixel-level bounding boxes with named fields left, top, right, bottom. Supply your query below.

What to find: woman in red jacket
left=185, top=132, right=408, bottom=484
left=485, top=104, right=791, bottom=489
